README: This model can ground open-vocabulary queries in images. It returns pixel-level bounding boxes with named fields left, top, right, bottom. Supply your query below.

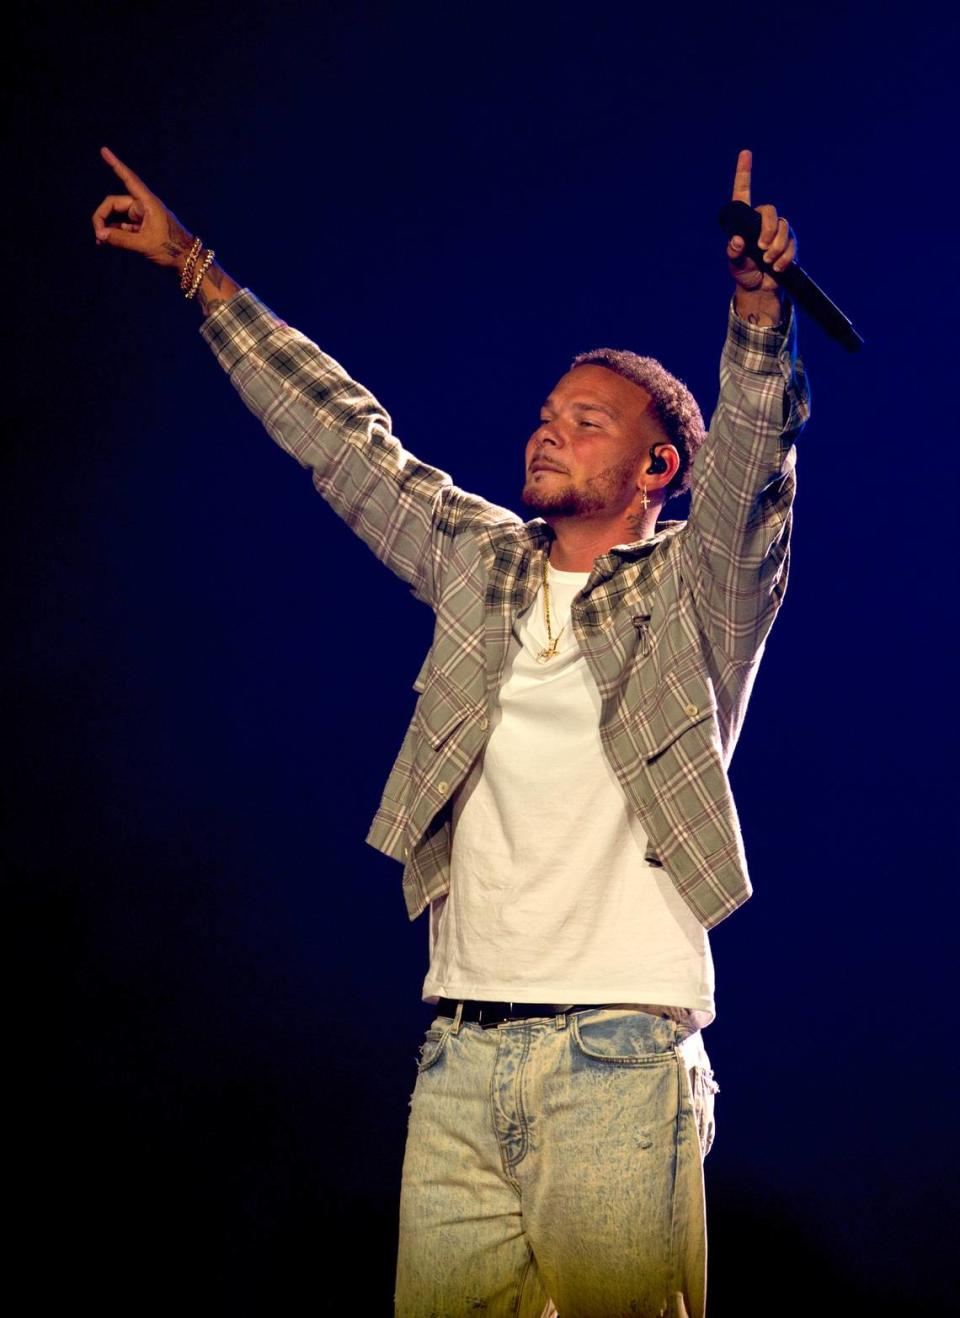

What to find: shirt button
left=402, top=845, right=410, bottom=859
left=438, top=780, right=449, bottom=795
left=478, top=715, right=489, bottom=731
left=684, top=703, right=699, bottom=717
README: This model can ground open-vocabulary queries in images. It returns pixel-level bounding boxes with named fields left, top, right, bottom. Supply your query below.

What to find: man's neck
left=546, top=507, right=661, bottom=572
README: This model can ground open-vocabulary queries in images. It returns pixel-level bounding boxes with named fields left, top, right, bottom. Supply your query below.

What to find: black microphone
left=718, top=199, right=864, bottom=353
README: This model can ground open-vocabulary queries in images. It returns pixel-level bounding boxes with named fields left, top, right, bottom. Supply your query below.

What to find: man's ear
left=647, top=444, right=669, bottom=475
left=646, top=442, right=681, bottom=486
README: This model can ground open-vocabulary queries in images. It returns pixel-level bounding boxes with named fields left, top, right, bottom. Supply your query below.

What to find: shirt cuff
left=725, top=292, right=797, bottom=376
left=198, top=288, right=286, bottom=373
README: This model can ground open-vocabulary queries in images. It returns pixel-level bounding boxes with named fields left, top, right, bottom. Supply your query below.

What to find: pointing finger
left=731, top=148, right=752, bottom=205
left=100, top=145, right=152, bottom=203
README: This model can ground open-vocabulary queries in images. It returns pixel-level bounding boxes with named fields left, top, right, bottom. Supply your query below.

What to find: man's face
left=522, top=364, right=654, bottom=518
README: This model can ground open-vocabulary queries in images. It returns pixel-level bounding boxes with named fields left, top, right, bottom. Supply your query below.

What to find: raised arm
left=92, top=148, right=517, bottom=606
left=680, top=150, right=811, bottom=665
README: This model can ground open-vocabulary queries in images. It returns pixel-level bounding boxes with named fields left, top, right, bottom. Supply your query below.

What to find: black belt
left=436, top=997, right=607, bottom=1029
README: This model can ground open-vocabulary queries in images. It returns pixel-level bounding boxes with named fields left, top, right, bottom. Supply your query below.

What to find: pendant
left=536, top=642, right=559, bottom=663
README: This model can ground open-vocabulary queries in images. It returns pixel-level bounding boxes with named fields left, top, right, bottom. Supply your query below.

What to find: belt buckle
left=478, top=1001, right=513, bottom=1029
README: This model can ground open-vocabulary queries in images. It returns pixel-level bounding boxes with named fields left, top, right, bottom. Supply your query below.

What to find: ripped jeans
left=395, top=1005, right=719, bottom=1318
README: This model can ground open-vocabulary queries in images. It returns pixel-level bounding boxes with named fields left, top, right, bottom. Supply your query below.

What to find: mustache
left=528, top=456, right=569, bottom=474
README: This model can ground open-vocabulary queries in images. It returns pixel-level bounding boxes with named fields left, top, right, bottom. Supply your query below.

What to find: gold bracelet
left=179, top=236, right=203, bottom=292
left=186, top=248, right=216, bottom=300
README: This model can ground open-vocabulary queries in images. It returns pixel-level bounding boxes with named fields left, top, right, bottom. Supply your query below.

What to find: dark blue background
left=9, top=2, right=958, bottom=1311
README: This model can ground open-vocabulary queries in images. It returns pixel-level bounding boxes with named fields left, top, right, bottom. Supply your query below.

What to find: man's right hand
left=91, top=146, right=195, bottom=272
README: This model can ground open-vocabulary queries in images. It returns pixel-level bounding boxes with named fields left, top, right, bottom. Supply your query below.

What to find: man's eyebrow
left=541, top=398, right=619, bottom=419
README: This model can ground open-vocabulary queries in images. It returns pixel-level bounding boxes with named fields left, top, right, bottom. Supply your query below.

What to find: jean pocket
left=690, top=1062, right=720, bottom=1159
left=570, top=1008, right=679, bottom=1064
left=416, top=1027, right=449, bottom=1074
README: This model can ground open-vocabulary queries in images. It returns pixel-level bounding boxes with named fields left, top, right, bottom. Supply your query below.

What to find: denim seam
left=667, top=1047, right=686, bottom=1296
left=512, top=1248, right=540, bottom=1317
left=491, top=1027, right=532, bottom=1184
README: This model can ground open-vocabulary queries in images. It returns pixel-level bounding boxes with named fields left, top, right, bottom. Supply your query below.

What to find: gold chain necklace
left=536, top=553, right=566, bottom=663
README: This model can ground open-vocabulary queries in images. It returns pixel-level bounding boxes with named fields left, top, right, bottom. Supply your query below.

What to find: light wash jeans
left=395, top=1004, right=719, bottom=1318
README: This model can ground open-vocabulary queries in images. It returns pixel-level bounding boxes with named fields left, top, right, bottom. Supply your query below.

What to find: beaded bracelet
left=186, top=247, right=216, bottom=300
left=179, top=236, right=203, bottom=292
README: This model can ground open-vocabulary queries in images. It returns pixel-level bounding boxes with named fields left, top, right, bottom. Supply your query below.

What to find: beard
left=521, top=456, right=638, bottom=518
left=521, top=477, right=603, bottom=517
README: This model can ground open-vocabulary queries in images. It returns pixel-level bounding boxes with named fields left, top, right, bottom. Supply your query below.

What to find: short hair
left=569, top=347, right=706, bottom=502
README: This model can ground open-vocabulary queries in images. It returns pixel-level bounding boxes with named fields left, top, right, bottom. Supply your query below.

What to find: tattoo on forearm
left=198, top=288, right=227, bottom=319
left=206, top=264, right=225, bottom=290
left=166, top=213, right=191, bottom=254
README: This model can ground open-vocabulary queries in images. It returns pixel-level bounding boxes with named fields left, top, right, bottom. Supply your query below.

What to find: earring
left=640, top=484, right=649, bottom=513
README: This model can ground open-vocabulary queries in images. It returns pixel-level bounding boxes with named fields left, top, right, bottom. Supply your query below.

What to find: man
left=93, top=145, right=809, bottom=1317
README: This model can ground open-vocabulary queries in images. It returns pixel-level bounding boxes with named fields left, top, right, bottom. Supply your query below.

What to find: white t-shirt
left=422, top=563, right=716, bottom=1028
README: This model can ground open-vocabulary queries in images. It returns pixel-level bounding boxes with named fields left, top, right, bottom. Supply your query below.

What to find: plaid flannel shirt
left=201, top=290, right=809, bottom=930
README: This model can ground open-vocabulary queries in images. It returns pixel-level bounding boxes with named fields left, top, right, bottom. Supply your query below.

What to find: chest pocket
left=634, top=670, right=719, bottom=762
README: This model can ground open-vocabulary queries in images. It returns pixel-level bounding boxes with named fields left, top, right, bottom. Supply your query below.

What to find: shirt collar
left=505, top=517, right=685, bottom=561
